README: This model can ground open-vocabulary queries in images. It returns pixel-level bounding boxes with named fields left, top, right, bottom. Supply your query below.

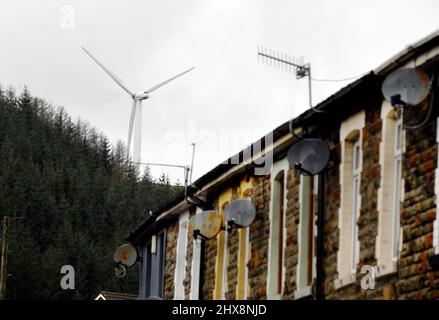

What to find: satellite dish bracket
left=225, top=220, right=237, bottom=232
left=294, top=162, right=313, bottom=175
left=390, top=94, right=408, bottom=109
left=193, top=229, right=210, bottom=241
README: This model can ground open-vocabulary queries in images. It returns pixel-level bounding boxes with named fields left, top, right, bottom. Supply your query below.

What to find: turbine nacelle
left=134, top=92, right=149, bottom=100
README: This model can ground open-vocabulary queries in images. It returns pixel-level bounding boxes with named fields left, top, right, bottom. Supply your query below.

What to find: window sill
left=294, top=286, right=312, bottom=300
left=266, top=294, right=283, bottom=300
left=376, top=262, right=397, bottom=278
left=334, top=274, right=356, bottom=290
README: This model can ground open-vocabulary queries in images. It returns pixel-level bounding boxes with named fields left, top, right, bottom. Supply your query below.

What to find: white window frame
left=243, top=226, right=250, bottom=299
left=221, top=226, right=229, bottom=300
left=174, top=211, right=189, bottom=300
left=267, top=157, right=288, bottom=299
left=295, top=175, right=317, bottom=299
left=391, top=118, right=402, bottom=262
left=190, top=208, right=203, bottom=300
left=237, top=190, right=252, bottom=300
left=376, top=103, right=405, bottom=277
left=335, top=110, right=364, bottom=290
left=350, top=139, right=361, bottom=274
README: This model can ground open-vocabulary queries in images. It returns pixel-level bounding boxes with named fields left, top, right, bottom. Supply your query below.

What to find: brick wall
left=397, top=101, right=439, bottom=299
left=247, top=175, right=271, bottom=299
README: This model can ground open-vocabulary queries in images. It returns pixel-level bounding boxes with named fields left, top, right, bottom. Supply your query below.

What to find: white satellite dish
left=224, top=199, right=256, bottom=228
left=189, top=210, right=222, bottom=239
left=113, top=243, right=138, bottom=267
left=382, top=67, right=430, bottom=107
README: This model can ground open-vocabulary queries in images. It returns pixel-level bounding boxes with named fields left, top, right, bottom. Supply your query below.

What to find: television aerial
left=224, top=199, right=256, bottom=229
left=382, top=67, right=430, bottom=108
left=189, top=210, right=223, bottom=240
left=287, top=138, right=330, bottom=176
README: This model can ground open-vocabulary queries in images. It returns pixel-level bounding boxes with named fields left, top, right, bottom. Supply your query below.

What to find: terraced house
left=126, top=30, right=439, bottom=300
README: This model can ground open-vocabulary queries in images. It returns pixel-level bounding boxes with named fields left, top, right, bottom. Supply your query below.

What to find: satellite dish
left=287, top=138, right=330, bottom=176
left=224, top=199, right=256, bottom=228
left=189, top=210, right=222, bottom=239
left=382, top=67, right=430, bottom=107
left=113, top=243, right=138, bottom=267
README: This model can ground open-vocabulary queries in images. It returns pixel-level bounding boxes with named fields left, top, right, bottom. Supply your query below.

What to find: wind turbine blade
left=82, top=46, right=134, bottom=97
left=144, top=66, right=196, bottom=94
left=127, top=99, right=137, bottom=155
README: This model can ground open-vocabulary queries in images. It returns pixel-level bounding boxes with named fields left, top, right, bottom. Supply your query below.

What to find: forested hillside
left=0, top=87, right=181, bottom=299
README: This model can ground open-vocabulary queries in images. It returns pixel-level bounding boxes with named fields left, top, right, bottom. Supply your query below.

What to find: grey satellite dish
left=224, top=199, right=256, bottom=228
left=113, top=243, right=138, bottom=267
left=382, top=67, right=430, bottom=107
left=287, top=138, right=330, bottom=176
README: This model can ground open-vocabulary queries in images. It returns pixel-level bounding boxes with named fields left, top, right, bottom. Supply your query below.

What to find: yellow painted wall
left=236, top=177, right=254, bottom=300
left=213, top=188, right=233, bottom=299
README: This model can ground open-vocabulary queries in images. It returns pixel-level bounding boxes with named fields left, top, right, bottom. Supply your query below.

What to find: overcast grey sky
left=1, top=0, right=438, bottom=183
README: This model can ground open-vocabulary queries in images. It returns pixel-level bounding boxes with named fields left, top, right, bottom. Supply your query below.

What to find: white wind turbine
left=82, top=46, right=195, bottom=164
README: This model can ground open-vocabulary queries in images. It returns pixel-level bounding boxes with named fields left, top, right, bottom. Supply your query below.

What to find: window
left=174, top=211, right=189, bottom=300
left=295, top=175, right=317, bottom=299
left=376, top=103, right=404, bottom=275
left=267, top=158, right=288, bottom=299
left=350, top=139, right=361, bottom=274
left=392, top=118, right=402, bottom=261
left=335, top=110, right=364, bottom=289
left=141, top=231, right=166, bottom=299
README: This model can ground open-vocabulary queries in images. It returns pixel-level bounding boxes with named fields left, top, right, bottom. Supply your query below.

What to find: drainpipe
left=315, top=173, right=325, bottom=300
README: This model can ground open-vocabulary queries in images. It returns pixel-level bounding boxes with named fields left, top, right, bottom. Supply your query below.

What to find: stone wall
left=397, top=101, right=439, bottom=299
left=247, top=175, right=271, bottom=299
left=163, top=221, right=178, bottom=300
